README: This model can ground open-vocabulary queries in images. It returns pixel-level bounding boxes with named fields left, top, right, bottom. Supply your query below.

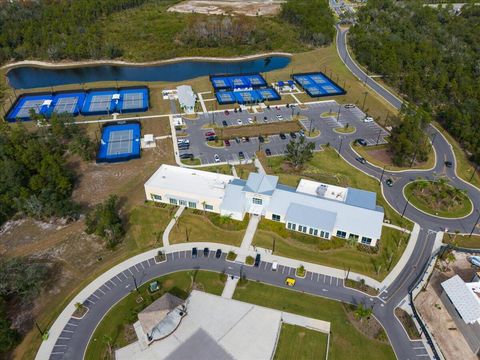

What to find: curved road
left=42, top=26, right=480, bottom=360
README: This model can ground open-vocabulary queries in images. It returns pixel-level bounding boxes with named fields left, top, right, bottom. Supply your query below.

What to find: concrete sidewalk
left=162, top=206, right=185, bottom=247
left=237, top=215, right=261, bottom=262
left=221, top=276, right=239, bottom=299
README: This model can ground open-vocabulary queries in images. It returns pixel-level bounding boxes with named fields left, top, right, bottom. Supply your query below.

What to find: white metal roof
left=442, top=275, right=480, bottom=324
left=177, top=85, right=196, bottom=109
left=145, top=165, right=234, bottom=202
left=267, top=187, right=384, bottom=239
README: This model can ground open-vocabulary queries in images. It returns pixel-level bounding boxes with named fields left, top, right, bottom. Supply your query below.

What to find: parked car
left=192, top=247, right=198, bottom=258
left=215, top=249, right=222, bottom=259
left=356, top=157, right=366, bottom=164
left=363, top=116, right=374, bottom=123
left=205, top=131, right=216, bottom=137
left=239, top=107, right=243, bottom=112
left=386, top=178, right=394, bottom=187
left=203, top=247, right=209, bottom=257
left=222, top=120, right=228, bottom=127
left=445, top=161, right=453, bottom=168
left=290, top=132, right=297, bottom=139
left=224, top=140, right=231, bottom=146
left=178, top=144, right=189, bottom=150
left=235, top=137, right=241, bottom=144
left=237, top=119, right=243, bottom=125
left=299, top=130, right=305, bottom=137
left=263, top=116, right=268, bottom=122
left=244, top=136, right=250, bottom=142
left=180, top=153, right=194, bottom=160
left=265, top=148, right=272, bottom=156
left=344, top=104, right=356, bottom=109
left=234, top=108, right=238, bottom=113
left=276, top=114, right=283, bottom=121
left=279, top=133, right=286, bottom=140
left=285, top=277, right=296, bottom=287
left=271, top=261, right=278, bottom=271
left=177, top=138, right=189, bottom=144
left=254, top=254, right=261, bottom=267
left=248, top=117, right=254, bottom=124
left=239, top=151, right=245, bottom=160
left=214, top=154, right=220, bottom=163
left=205, top=135, right=217, bottom=141
left=356, top=138, right=367, bottom=146
left=259, top=136, right=265, bottom=143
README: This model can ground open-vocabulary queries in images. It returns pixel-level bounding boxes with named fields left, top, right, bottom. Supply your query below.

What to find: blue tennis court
left=216, top=87, right=281, bottom=105
left=116, top=87, right=149, bottom=113
left=6, top=94, right=53, bottom=121
left=97, top=122, right=141, bottom=163
left=210, top=73, right=267, bottom=91
left=44, top=92, right=85, bottom=117
left=81, top=90, right=117, bottom=115
left=292, top=72, right=345, bottom=98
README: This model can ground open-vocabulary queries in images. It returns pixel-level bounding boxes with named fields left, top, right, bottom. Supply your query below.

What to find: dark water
left=6, top=56, right=291, bottom=89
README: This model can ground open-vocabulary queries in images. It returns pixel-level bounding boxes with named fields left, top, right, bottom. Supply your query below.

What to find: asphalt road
left=49, top=250, right=429, bottom=360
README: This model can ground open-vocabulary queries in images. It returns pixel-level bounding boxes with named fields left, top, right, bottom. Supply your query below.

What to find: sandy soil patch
left=415, top=252, right=478, bottom=360
left=168, top=0, right=281, bottom=17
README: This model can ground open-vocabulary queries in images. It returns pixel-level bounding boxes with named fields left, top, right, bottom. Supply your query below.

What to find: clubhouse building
left=144, top=165, right=384, bottom=246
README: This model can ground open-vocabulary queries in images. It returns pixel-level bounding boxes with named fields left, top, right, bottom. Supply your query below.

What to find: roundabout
left=403, top=180, right=473, bottom=219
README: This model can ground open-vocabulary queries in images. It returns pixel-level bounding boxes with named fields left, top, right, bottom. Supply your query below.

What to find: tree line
left=350, top=0, right=480, bottom=164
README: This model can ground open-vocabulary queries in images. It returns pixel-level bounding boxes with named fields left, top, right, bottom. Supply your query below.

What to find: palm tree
left=354, top=303, right=372, bottom=323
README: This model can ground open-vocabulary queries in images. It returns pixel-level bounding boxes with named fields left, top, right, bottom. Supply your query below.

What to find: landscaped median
left=403, top=179, right=473, bottom=218
left=216, top=121, right=302, bottom=140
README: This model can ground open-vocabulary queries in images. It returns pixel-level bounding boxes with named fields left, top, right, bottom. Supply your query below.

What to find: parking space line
left=336, top=278, right=339, bottom=286
left=53, top=344, right=68, bottom=347
left=134, top=264, right=140, bottom=272
left=330, top=277, right=333, bottom=285
left=288, top=268, right=292, bottom=275
left=140, top=262, right=145, bottom=270
left=58, top=337, right=70, bottom=340
left=324, top=276, right=327, bottom=283
left=263, top=262, right=268, bottom=270
left=310, top=272, right=313, bottom=280
left=97, top=288, right=105, bottom=295
left=116, top=275, right=123, bottom=282
left=317, top=273, right=320, bottom=282
left=62, top=329, right=74, bottom=333
left=91, top=293, right=100, bottom=299
left=110, top=279, right=118, bottom=287
left=51, top=352, right=65, bottom=355
left=121, top=272, right=128, bottom=280
left=128, top=268, right=134, bottom=276
left=103, top=283, right=111, bottom=291
left=281, top=266, right=285, bottom=274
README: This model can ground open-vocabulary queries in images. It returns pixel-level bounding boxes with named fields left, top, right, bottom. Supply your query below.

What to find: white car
left=214, top=154, right=220, bottom=163
left=247, top=117, right=254, bottom=124
left=237, top=119, right=243, bottom=125
left=271, top=261, right=278, bottom=271
left=363, top=116, right=374, bottom=123
left=177, top=138, right=189, bottom=144
left=276, top=114, right=283, bottom=121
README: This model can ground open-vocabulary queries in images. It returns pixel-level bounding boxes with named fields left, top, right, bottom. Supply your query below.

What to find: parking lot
left=176, top=100, right=389, bottom=165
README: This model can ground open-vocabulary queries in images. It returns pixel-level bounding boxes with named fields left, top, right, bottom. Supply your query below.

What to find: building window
left=309, top=228, right=318, bottom=236
left=298, top=225, right=307, bottom=233
left=336, top=230, right=347, bottom=239
left=179, top=199, right=187, bottom=206
left=204, top=204, right=213, bottom=211
left=272, top=214, right=281, bottom=222
left=349, top=233, right=359, bottom=241
left=361, top=237, right=372, bottom=245
left=325, top=232, right=330, bottom=238
left=169, top=198, right=178, bottom=205
left=150, top=194, right=162, bottom=201
left=188, top=202, right=196, bottom=209
left=320, top=231, right=329, bottom=239
left=287, top=222, right=296, bottom=231
left=252, top=197, right=263, bottom=205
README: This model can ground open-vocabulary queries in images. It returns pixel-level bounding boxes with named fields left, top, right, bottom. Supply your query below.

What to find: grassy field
left=404, top=181, right=473, bottom=219
left=219, top=121, right=301, bottom=140
left=274, top=324, right=328, bottom=360
left=233, top=281, right=395, bottom=360
left=168, top=210, right=247, bottom=246
left=443, top=232, right=480, bottom=249
left=261, top=147, right=413, bottom=229
left=85, top=270, right=225, bottom=359
left=353, top=143, right=435, bottom=171
left=254, top=221, right=408, bottom=281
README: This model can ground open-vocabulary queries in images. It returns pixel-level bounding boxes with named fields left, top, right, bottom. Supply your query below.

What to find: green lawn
left=404, top=181, right=472, bottom=218
left=443, top=232, right=480, bottom=249
left=263, top=148, right=413, bottom=229
left=274, top=324, right=328, bottom=360
left=334, top=126, right=356, bottom=134
left=233, top=281, right=395, bottom=360
left=169, top=210, right=246, bottom=246
left=86, top=270, right=225, bottom=360
left=254, top=221, right=408, bottom=281
left=200, top=164, right=233, bottom=175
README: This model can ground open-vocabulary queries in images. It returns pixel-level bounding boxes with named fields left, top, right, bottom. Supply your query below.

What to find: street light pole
left=469, top=211, right=480, bottom=237
left=337, top=104, right=341, bottom=122
left=376, top=128, right=382, bottom=146
left=362, top=92, right=368, bottom=110
left=380, top=166, right=386, bottom=182
left=132, top=275, right=139, bottom=293
left=410, top=149, right=418, bottom=168
left=338, top=137, right=344, bottom=155
left=430, top=133, right=437, bottom=147
left=469, top=164, right=478, bottom=182
left=401, top=197, right=410, bottom=218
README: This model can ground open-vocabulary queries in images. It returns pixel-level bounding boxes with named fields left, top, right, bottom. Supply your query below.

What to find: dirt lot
left=3, top=139, right=176, bottom=360
left=415, top=251, right=478, bottom=360
left=168, top=0, right=281, bottom=17
left=219, top=120, right=301, bottom=139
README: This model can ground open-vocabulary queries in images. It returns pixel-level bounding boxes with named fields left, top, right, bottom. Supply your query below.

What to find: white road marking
left=324, top=276, right=328, bottom=284
left=330, top=277, right=333, bottom=285
left=62, top=330, right=74, bottom=333
left=310, top=272, right=313, bottom=280
left=97, top=288, right=105, bottom=295
left=116, top=275, right=123, bottom=282
left=322, top=289, right=328, bottom=292
left=128, top=268, right=134, bottom=276
left=336, top=278, right=339, bottom=286
left=103, top=283, right=111, bottom=291
left=413, top=347, right=425, bottom=350
left=134, top=264, right=140, bottom=272
left=140, top=262, right=145, bottom=270
left=263, top=262, right=268, bottom=270
left=281, top=266, right=285, bottom=274
left=288, top=268, right=292, bottom=275
left=91, top=293, right=100, bottom=299
left=109, top=280, right=117, bottom=287
left=53, top=345, right=68, bottom=347
left=51, top=352, right=65, bottom=355
left=67, top=322, right=78, bottom=327
left=58, top=337, right=70, bottom=340
left=317, top=273, right=320, bottom=282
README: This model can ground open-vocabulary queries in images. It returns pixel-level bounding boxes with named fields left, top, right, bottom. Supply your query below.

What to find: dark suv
left=254, top=254, right=261, bottom=267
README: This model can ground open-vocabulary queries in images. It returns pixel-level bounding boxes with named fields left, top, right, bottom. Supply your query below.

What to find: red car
left=225, top=140, right=231, bottom=146
left=205, top=131, right=216, bottom=137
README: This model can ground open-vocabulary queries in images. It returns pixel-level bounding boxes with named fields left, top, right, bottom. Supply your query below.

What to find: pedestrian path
left=237, top=215, right=261, bottom=262
left=254, top=158, right=266, bottom=174
left=162, top=206, right=185, bottom=247
left=221, top=276, right=239, bottom=299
